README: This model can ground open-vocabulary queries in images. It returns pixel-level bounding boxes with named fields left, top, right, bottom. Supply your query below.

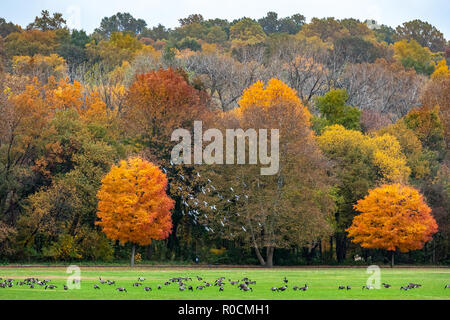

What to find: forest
left=0, top=10, right=449, bottom=267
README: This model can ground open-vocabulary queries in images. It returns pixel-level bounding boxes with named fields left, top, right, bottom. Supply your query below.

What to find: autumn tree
left=85, top=32, right=143, bottom=70
left=403, top=105, right=445, bottom=158
left=317, top=125, right=411, bottom=261
left=184, top=51, right=266, bottom=110
left=96, top=157, right=174, bottom=266
left=298, top=17, right=349, bottom=43
left=195, top=79, right=335, bottom=267
left=12, top=54, right=68, bottom=83
left=421, top=61, right=450, bottom=151
left=230, top=18, right=266, bottom=48
left=4, top=29, right=58, bottom=57
left=342, top=59, right=425, bottom=120
left=395, top=19, right=446, bottom=53
left=393, top=39, right=435, bottom=75
left=347, top=184, right=438, bottom=266
left=123, top=68, right=209, bottom=151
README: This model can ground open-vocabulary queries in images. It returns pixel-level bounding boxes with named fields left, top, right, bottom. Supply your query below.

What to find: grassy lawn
left=0, top=267, right=449, bottom=300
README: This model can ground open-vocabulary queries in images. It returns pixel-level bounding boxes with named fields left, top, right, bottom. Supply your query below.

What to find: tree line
left=0, top=10, right=449, bottom=266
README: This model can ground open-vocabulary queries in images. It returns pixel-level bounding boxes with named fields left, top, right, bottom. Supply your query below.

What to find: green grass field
left=0, top=267, right=449, bottom=300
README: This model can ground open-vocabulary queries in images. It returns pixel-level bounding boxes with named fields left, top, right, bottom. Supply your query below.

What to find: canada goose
left=300, top=284, right=308, bottom=291
left=179, top=286, right=186, bottom=291
left=45, top=285, right=57, bottom=290
left=93, top=284, right=100, bottom=289
left=157, top=285, right=162, bottom=290
left=64, top=285, right=68, bottom=290
left=204, top=282, right=211, bottom=287
left=219, top=286, right=224, bottom=292
left=292, top=285, right=299, bottom=291
left=238, top=283, right=248, bottom=290
left=107, top=280, right=115, bottom=285
left=99, top=277, right=106, bottom=284
left=138, top=277, right=146, bottom=282
left=278, top=285, right=287, bottom=292
left=241, top=286, right=253, bottom=292
left=197, top=276, right=203, bottom=281
left=283, top=277, right=288, bottom=284
left=133, top=283, right=142, bottom=287
left=338, top=286, right=346, bottom=290
left=271, top=287, right=278, bottom=292
left=144, top=287, right=152, bottom=292
left=347, top=286, right=351, bottom=290
left=188, top=286, right=193, bottom=291
left=116, top=287, right=127, bottom=292
left=196, top=286, right=205, bottom=290
left=400, top=286, right=409, bottom=291
left=362, top=285, right=374, bottom=290
left=382, top=283, right=391, bottom=288
left=29, top=284, right=34, bottom=289
left=164, top=281, right=171, bottom=286
left=445, top=284, right=450, bottom=289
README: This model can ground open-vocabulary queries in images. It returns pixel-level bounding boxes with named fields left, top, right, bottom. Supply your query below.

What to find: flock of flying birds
left=2, top=276, right=450, bottom=292
left=163, top=165, right=251, bottom=236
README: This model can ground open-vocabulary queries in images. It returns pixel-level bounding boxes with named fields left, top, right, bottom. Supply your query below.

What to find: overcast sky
left=1, top=0, right=449, bottom=39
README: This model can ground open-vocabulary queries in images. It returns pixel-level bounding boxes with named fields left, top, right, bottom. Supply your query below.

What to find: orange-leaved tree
left=346, top=184, right=438, bottom=267
left=96, top=157, right=174, bottom=267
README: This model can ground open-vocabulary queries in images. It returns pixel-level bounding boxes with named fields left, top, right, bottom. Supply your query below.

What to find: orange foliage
left=124, top=68, right=209, bottom=144
left=346, top=184, right=438, bottom=252
left=96, top=157, right=174, bottom=246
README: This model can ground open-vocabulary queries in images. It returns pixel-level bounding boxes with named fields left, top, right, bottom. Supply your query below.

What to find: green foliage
left=177, top=37, right=201, bottom=51
left=316, top=89, right=362, bottom=131
left=27, top=10, right=66, bottom=31
left=258, top=11, right=305, bottom=34
left=95, top=12, right=147, bottom=38
left=396, top=19, right=446, bottom=52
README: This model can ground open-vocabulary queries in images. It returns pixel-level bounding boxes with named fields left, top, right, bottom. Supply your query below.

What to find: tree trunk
left=335, top=233, right=347, bottom=263
left=265, top=247, right=274, bottom=268
left=254, top=246, right=266, bottom=266
left=390, top=251, right=394, bottom=268
left=130, top=244, right=136, bottom=268
left=329, top=236, right=333, bottom=261
left=146, top=244, right=152, bottom=260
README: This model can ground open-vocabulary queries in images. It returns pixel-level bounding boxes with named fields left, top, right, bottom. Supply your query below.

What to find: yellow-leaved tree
left=96, top=157, right=174, bottom=266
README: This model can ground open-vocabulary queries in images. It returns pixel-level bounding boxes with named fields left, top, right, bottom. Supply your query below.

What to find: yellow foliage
left=238, top=78, right=311, bottom=125
left=318, top=125, right=410, bottom=183
left=209, top=248, right=227, bottom=255
left=431, top=59, right=450, bottom=80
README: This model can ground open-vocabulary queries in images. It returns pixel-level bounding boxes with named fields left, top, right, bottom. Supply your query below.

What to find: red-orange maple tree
left=96, top=157, right=174, bottom=266
left=346, top=184, right=438, bottom=266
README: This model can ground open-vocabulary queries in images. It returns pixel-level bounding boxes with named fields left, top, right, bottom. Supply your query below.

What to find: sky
left=1, top=0, right=449, bottom=39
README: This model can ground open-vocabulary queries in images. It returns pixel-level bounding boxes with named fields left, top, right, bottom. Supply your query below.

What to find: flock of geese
left=1, top=276, right=450, bottom=293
